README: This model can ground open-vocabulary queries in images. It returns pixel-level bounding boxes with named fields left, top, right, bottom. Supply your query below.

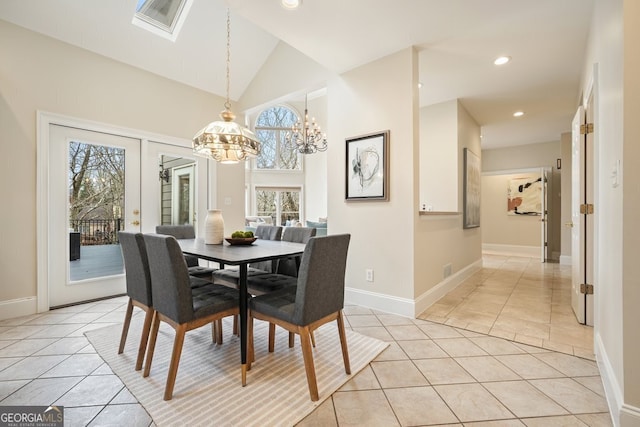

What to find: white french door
left=48, top=125, right=141, bottom=307
left=39, top=115, right=211, bottom=310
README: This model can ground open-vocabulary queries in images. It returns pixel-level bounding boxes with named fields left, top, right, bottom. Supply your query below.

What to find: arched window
left=254, top=106, right=300, bottom=170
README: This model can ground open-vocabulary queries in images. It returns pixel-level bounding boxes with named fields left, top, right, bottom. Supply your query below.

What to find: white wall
left=583, top=0, right=640, bottom=424
left=0, top=20, right=245, bottom=308
left=481, top=172, right=542, bottom=248
left=419, top=101, right=458, bottom=212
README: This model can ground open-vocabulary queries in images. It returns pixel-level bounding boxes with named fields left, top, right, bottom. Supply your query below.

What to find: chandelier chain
left=224, top=8, right=231, bottom=111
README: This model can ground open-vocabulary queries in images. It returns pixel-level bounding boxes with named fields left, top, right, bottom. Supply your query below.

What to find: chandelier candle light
left=286, top=94, right=328, bottom=154
left=192, top=9, right=261, bottom=164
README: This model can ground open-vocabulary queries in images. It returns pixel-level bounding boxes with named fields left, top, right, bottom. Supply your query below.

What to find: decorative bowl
left=225, top=237, right=257, bottom=246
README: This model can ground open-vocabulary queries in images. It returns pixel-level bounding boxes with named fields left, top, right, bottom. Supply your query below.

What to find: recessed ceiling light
left=513, top=111, right=524, bottom=117
left=418, top=82, right=423, bottom=89
left=494, top=56, right=511, bottom=65
left=281, top=0, right=301, bottom=9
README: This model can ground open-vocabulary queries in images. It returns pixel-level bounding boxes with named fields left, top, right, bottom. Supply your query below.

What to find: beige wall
left=481, top=173, right=542, bottom=248
left=327, top=48, right=418, bottom=305
left=0, top=20, right=245, bottom=306
left=482, top=141, right=561, bottom=172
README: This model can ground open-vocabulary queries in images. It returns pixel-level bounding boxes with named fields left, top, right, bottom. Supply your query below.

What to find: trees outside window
left=255, top=106, right=300, bottom=170
left=255, top=187, right=300, bottom=226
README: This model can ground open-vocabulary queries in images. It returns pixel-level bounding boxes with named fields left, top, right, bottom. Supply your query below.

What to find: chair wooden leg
left=217, top=319, right=224, bottom=344
left=233, top=314, right=238, bottom=336
left=211, top=321, right=217, bottom=343
left=310, top=330, right=316, bottom=348
left=164, top=324, right=187, bottom=401
left=118, top=298, right=134, bottom=354
left=299, top=326, right=319, bottom=401
left=268, top=323, right=276, bottom=352
left=337, top=311, right=351, bottom=374
left=135, top=308, right=154, bottom=371
left=143, top=311, right=160, bottom=378
left=288, top=332, right=295, bottom=348
left=247, top=314, right=254, bottom=370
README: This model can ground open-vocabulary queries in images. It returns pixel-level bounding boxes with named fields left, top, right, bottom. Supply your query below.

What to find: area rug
left=85, top=313, right=388, bottom=427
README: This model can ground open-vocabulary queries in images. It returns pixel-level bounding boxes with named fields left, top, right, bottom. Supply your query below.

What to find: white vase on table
left=204, top=209, right=224, bottom=244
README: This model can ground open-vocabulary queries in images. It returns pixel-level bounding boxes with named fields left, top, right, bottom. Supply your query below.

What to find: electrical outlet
left=365, top=269, right=374, bottom=282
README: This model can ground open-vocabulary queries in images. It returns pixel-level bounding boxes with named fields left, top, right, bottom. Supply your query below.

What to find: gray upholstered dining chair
left=118, top=231, right=154, bottom=371
left=275, top=226, right=316, bottom=277
left=156, top=225, right=217, bottom=280
left=142, top=233, right=240, bottom=400
left=212, top=224, right=283, bottom=288
left=247, top=234, right=351, bottom=401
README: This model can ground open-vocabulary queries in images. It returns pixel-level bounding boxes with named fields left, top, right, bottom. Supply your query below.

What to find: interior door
left=571, top=103, right=594, bottom=326
left=49, top=125, right=141, bottom=307
left=540, top=167, right=548, bottom=262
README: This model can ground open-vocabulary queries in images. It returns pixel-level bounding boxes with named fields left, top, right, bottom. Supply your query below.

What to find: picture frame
left=463, top=148, right=481, bottom=228
left=345, top=130, right=389, bottom=201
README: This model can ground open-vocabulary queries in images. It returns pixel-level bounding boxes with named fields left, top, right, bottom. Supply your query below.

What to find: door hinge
left=580, top=203, right=594, bottom=214
left=580, top=284, right=594, bottom=295
left=580, top=123, right=594, bottom=134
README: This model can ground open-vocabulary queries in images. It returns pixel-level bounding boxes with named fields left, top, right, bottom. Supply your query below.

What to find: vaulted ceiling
left=0, top=0, right=594, bottom=149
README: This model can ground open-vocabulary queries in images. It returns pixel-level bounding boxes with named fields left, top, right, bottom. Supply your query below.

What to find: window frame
left=252, top=186, right=304, bottom=227
left=252, top=104, right=303, bottom=172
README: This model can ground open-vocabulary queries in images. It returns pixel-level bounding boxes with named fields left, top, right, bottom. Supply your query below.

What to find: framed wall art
left=345, top=130, right=389, bottom=201
left=463, top=148, right=481, bottom=228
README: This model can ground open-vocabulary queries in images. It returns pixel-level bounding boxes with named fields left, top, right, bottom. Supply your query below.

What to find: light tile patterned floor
left=418, top=254, right=595, bottom=359
left=0, top=255, right=610, bottom=426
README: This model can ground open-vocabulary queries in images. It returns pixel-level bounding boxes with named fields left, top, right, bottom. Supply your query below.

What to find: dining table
left=176, top=238, right=306, bottom=385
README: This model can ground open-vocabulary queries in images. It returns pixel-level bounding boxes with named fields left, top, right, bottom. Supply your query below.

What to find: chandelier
left=285, top=94, right=328, bottom=154
left=192, top=9, right=260, bottom=164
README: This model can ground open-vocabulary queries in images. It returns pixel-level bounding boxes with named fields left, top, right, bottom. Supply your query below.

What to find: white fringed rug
left=85, top=313, right=387, bottom=427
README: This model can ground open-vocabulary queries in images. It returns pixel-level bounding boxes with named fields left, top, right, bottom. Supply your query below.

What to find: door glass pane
left=178, top=174, right=190, bottom=224
left=68, top=141, right=125, bottom=281
left=280, top=190, right=300, bottom=225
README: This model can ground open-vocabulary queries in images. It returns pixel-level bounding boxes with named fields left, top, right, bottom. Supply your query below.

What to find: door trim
left=36, top=111, right=214, bottom=312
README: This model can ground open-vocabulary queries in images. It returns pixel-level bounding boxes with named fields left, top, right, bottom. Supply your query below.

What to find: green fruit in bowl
left=243, top=231, right=254, bottom=238
left=231, top=231, right=245, bottom=238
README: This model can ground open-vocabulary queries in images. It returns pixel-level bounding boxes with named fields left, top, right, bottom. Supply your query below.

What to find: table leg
left=239, top=263, right=248, bottom=386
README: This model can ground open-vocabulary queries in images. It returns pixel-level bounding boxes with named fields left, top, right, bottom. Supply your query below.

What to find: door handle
left=131, top=220, right=140, bottom=226
left=565, top=222, right=574, bottom=228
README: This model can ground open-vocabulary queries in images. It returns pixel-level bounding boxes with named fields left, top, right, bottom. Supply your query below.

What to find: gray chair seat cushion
left=189, top=276, right=213, bottom=288
left=212, top=267, right=271, bottom=287
left=249, top=286, right=296, bottom=323
left=188, top=266, right=216, bottom=279
left=191, top=283, right=240, bottom=318
left=246, top=273, right=298, bottom=296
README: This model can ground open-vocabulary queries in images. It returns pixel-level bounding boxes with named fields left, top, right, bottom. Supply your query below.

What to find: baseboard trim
left=559, top=255, right=572, bottom=265
left=0, top=297, right=38, bottom=321
left=345, top=259, right=482, bottom=319
left=414, top=259, right=483, bottom=316
left=345, top=288, right=415, bottom=318
left=595, top=331, right=624, bottom=426
left=620, top=404, right=640, bottom=426
left=482, top=243, right=540, bottom=258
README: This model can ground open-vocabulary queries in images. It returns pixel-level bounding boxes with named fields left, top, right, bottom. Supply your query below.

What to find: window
left=255, top=187, right=301, bottom=226
left=255, top=106, right=301, bottom=170
left=132, top=0, right=192, bottom=42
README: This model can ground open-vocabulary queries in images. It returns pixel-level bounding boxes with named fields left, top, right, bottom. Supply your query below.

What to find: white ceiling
left=0, top=0, right=594, bottom=149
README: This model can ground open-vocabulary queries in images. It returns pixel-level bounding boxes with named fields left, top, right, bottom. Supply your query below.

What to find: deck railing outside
left=70, top=219, right=123, bottom=245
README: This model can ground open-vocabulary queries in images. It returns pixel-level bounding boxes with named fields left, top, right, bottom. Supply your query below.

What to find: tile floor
left=0, top=254, right=610, bottom=426
left=418, top=254, right=594, bottom=360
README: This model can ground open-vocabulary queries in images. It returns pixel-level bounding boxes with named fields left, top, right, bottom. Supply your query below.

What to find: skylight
left=132, top=0, right=192, bottom=42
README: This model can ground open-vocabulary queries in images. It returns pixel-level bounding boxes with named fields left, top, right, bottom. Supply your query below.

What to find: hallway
left=418, top=254, right=594, bottom=360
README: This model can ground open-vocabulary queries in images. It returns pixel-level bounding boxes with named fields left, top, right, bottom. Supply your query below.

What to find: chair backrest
left=143, top=233, right=195, bottom=324
left=155, top=225, right=196, bottom=239
left=278, top=227, right=317, bottom=277
left=155, top=225, right=198, bottom=267
left=293, top=234, right=350, bottom=325
left=119, top=231, right=152, bottom=307
left=250, top=225, right=284, bottom=272
left=254, top=224, right=283, bottom=241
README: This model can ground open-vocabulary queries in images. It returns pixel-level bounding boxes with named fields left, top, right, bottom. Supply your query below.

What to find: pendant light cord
left=224, top=8, right=231, bottom=111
